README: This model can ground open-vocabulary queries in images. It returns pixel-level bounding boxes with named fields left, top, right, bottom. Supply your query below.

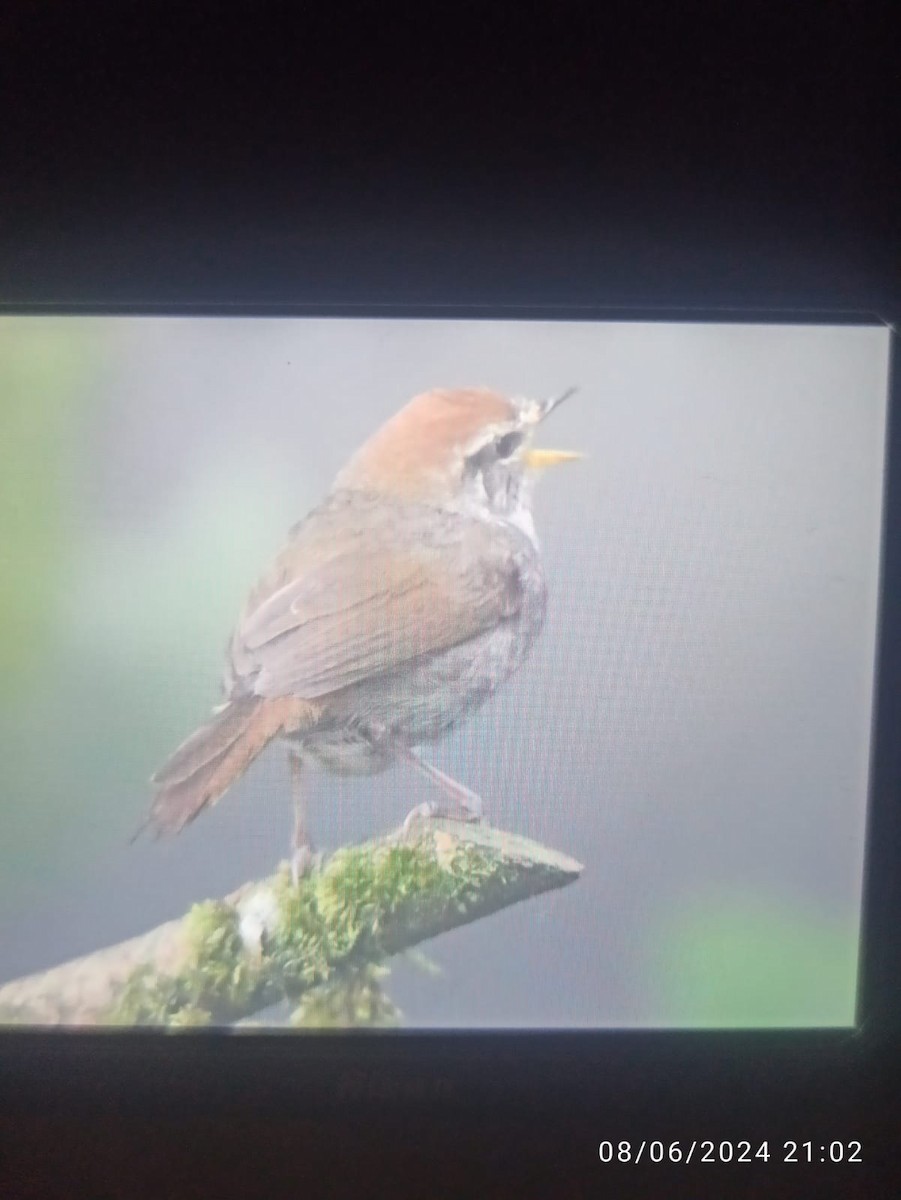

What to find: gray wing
left=227, top=499, right=526, bottom=700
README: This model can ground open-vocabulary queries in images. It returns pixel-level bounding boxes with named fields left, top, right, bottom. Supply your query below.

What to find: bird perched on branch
left=144, top=385, right=580, bottom=878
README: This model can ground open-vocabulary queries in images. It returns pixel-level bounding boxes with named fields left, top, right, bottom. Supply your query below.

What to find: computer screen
left=0, top=315, right=890, bottom=1029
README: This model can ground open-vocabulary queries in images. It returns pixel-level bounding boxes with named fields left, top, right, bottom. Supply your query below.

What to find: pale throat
left=455, top=468, right=541, bottom=549
left=503, top=505, right=539, bottom=547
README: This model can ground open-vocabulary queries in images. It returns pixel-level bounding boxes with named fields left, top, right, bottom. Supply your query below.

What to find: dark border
left=0, top=306, right=898, bottom=1135
left=0, top=301, right=892, bottom=324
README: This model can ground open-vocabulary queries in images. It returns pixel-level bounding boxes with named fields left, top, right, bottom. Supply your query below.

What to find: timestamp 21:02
left=598, top=1140, right=862, bottom=1164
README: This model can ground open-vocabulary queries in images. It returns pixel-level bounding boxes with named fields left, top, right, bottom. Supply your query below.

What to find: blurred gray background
left=0, top=317, right=890, bottom=1027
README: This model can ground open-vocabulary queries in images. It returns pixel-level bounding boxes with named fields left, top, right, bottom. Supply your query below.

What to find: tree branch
left=0, top=820, right=583, bottom=1027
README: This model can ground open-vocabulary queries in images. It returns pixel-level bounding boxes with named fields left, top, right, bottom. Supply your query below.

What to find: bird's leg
left=396, top=745, right=486, bottom=833
left=289, top=750, right=318, bottom=885
left=361, top=724, right=486, bottom=833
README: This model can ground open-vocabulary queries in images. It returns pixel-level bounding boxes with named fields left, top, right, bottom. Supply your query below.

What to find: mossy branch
left=0, top=821, right=583, bottom=1027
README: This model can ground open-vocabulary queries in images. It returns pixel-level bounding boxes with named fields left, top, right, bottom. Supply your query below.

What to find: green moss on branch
left=1, top=821, right=583, bottom=1028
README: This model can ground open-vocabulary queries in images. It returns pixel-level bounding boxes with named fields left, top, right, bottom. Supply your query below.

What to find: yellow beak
left=523, top=448, right=584, bottom=470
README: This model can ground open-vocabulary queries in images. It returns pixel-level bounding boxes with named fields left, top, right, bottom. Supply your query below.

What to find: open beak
left=523, top=447, right=584, bottom=470
left=540, top=385, right=579, bottom=418
left=523, top=386, right=582, bottom=470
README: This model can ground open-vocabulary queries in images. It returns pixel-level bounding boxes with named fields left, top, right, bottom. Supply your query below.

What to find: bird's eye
left=494, top=432, right=522, bottom=459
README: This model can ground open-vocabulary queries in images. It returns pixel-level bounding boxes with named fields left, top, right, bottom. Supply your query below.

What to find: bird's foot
left=401, top=794, right=485, bottom=839
left=290, top=843, right=323, bottom=887
left=395, top=745, right=488, bottom=834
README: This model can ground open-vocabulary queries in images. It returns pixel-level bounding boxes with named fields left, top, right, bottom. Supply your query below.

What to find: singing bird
left=145, top=386, right=579, bottom=877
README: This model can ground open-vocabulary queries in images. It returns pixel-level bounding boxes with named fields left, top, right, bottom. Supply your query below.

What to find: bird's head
left=334, top=386, right=580, bottom=531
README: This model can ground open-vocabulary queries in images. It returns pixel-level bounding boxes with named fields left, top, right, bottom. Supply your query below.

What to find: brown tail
left=144, top=695, right=318, bottom=837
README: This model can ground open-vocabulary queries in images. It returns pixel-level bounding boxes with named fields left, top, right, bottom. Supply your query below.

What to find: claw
left=401, top=797, right=485, bottom=841
left=401, top=800, right=439, bottom=838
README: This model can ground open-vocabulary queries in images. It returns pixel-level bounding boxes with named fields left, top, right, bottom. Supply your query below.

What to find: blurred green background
left=0, top=319, right=295, bottom=915
left=1, top=319, right=105, bottom=906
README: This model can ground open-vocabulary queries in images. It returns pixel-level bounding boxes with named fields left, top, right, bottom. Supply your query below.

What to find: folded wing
left=227, top=497, right=524, bottom=701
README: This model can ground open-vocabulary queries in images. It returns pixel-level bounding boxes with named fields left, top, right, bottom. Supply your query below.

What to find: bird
left=143, top=385, right=580, bottom=878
